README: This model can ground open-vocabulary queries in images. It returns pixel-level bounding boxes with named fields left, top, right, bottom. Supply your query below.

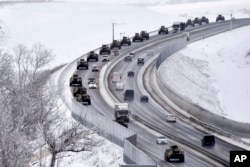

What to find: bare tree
left=0, top=43, right=58, bottom=167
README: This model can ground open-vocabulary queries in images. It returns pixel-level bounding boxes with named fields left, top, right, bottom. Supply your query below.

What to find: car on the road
left=112, top=50, right=119, bottom=56
left=140, top=95, right=149, bottom=103
left=91, top=65, right=99, bottom=72
left=88, top=77, right=96, bottom=84
left=127, top=71, right=134, bottom=77
left=116, top=82, right=124, bottom=90
left=156, top=136, right=168, bottom=144
left=137, top=57, right=144, bottom=66
left=166, top=114, right=176, bottom=122
left=88, top=82, right=97, bottom=89
left=124, top=55, right=132, bottom=62
left=202, top=134, right=215, bottom=147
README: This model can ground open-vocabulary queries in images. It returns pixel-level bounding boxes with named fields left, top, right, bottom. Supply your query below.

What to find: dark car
left=202, top=135, right=215, bottom=147
left=137, top=58, right=144, bottom=66
left=127, top=71, right=134, bottom=77
left=140, top=95, right=148, bottom=103
left=124, top=55, right=132, bottom=62
left=124, top=89, right=134, bottom=101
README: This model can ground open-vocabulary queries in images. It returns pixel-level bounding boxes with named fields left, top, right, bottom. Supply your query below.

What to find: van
left=111, top=72, right=121, bottom=83
left=202, top=135, right=215, bottom=147
left=124, top=89, right=134, bottom=101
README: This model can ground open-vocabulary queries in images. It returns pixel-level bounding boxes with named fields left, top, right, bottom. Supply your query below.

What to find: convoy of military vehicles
left=69, top=14, right=226, bottom=164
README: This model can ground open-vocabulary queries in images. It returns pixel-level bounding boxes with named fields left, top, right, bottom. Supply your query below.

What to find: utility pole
left=112, top=22, right=114, bottom=41
left=112, top=22, right=125, bottom=42
left=230, top=13, right=232, bottom=31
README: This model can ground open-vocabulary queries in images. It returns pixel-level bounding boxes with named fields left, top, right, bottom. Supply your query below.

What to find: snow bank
left=159, top=25, right=250, bottom=123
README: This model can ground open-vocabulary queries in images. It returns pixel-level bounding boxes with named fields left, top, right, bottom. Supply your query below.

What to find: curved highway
left=59, top=18, right=250, bottom=167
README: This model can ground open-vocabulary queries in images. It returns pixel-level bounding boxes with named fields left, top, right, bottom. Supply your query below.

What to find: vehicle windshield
left=158, top=136, right=166, bottom=139
left=118, top=110, right=129, bottom=115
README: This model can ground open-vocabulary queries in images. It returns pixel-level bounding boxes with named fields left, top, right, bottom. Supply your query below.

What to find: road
left=59, top=19, right=250, bottom=167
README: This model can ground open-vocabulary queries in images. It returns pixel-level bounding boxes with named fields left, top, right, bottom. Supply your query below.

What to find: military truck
left=140, top=31, right=149, bottom=40
left=99, top=44, right=111, bottom=55
left=200, top=16, right=209, bottom=24
left=132, top=33, right=143, bottom=42
left=77, top=59, right=88, bottom=70
left=114, top=103, right=131, bottom=127
left=158, top=26, right=169, bottom=34
left=120, top=36, right=131, bottom=46
left=216, top=14, right=225, bottom=22
left=76, top=94, right=91, bottom=105
left=87, top=51, right=98, bottom=62
left=110, top=40, right=121, bottom=49
left=72, top=87, right=87, bottom=97
left=186, top=19, right=193, bottom=27
left=172, top=22, right=185, bottom=33
left=137, top=58, right=144, bottom=66
left=193, top=17, right=201, bottom=25
left=69, top=74, right=82, bottom=87
left=165, top=145, right=185, bottom=162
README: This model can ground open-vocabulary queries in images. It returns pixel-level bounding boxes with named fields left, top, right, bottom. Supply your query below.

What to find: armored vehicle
left=186, top=19, right=193, bottom=27
left=99, top=44, right=111, bottom=55
left=200, top=16, right=209, bottom=24
left=202, top=135, right=215, bottom=147
left=193, top=17, right=201, bottom=25
left=77, top=59, right=88, bottom=70
left=87, top=51, right=98, bottom=62
left=132, top=33, right=143, bottom=42
left=158, top=26, right=169, bottom=34
left=216, top=14, right=225, bottom=22
left=124, top=89, right=134, bottom=101
left=114, top=103, right=131, bottom=127
left=137, top=58, right=144, bottom=66
left=172, top=22, right=185, bottom=33
left=165, top=145, right=185, bottom=162
left=76, top=94, right=91, bottom=105
left=72, top=87, right=87, bottom=97
left=110, top=40, right=121, bottom=49
left=69, top=74, right=82, bottom=87
left=140, top=31, right=149, bottom=40
left=120, top=36, right=131, bottom=46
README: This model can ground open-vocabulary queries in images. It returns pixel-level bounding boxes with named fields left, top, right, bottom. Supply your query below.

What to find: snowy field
left=1, top=0, right=250, bottom=166
left=158, top=25, right=250, bottom=123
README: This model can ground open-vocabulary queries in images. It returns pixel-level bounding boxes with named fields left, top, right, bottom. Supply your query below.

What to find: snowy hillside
left=158, top=25, right=250, bottom=123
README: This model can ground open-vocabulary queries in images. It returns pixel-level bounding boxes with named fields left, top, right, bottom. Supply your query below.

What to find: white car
left=166, top=114, right=176, bottom=122
left=88, top=82, right=97, bottom=89
left=91, top=65, right=99, bottom=72
left=156, top=136, right=168, bottom=144
left=116, top=82, right=124, bottom=90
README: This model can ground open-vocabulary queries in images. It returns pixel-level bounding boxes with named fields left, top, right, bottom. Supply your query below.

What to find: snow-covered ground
left=158, top=25, right=250, bottom=123
left=1, top=0, right=250, bottom=166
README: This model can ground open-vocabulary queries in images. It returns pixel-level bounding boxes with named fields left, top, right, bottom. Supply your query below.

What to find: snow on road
left=158, top=25, right=250, bottom=123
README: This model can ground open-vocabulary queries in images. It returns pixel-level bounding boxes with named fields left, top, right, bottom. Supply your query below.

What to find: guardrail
left=59, top=30, right=160, bottom=167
